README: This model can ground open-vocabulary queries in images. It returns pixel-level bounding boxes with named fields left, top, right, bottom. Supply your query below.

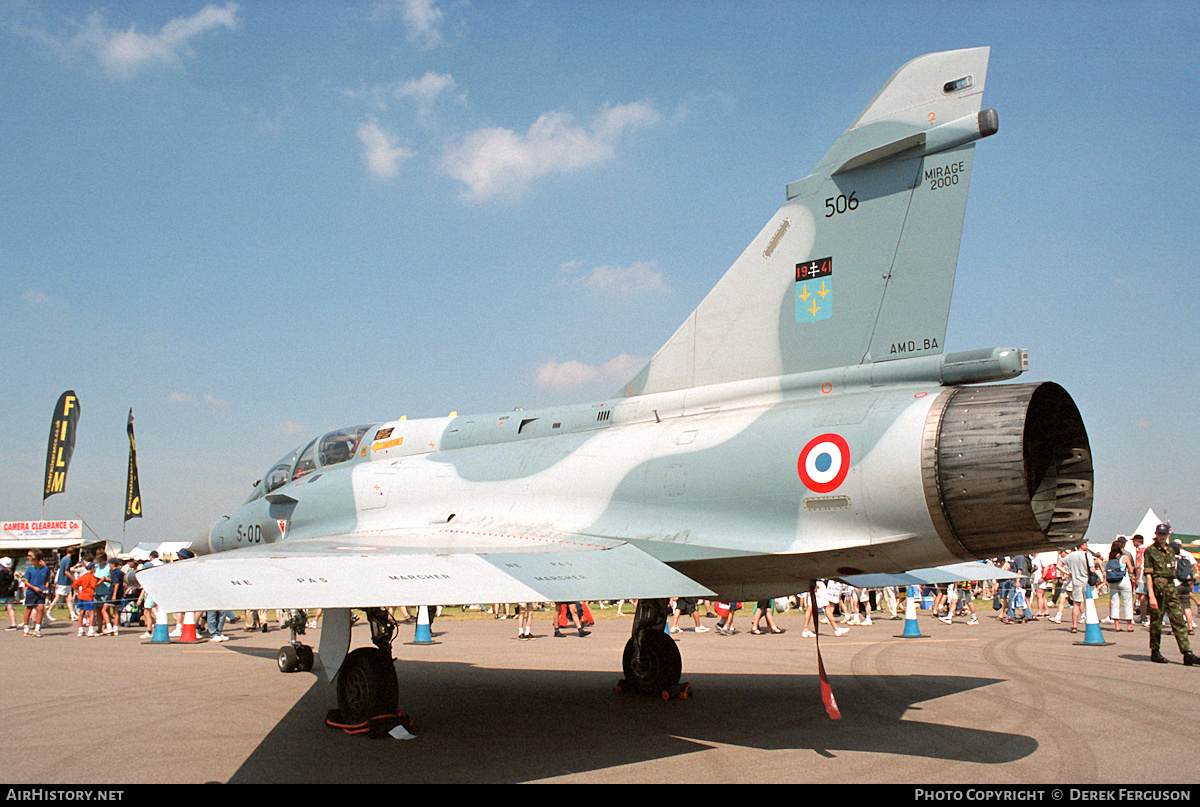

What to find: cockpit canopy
left=247, top=424, right=377, bottom=503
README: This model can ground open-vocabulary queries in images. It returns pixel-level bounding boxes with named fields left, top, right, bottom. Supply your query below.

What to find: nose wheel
left=277, top=609, right=314, bottom=673
left=278, top=643, right=314, bottom=673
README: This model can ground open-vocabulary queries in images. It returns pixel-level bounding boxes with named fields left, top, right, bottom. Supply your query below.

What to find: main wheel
left=297, top=644, right=314, bottom=672
left=622, top=630, right=682, bottom=692
left=336, top=647, right=399, bottom=724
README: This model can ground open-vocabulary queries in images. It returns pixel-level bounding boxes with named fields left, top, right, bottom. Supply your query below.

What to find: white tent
left=1129, top=508, right=1165, bottom=542
left=1085, top=508, right=1163, bottom=557
left=122, top=541, right=192, bottom=560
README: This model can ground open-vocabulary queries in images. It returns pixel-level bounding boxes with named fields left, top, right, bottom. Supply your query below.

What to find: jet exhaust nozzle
left=922, top=382, right=1092, bottom=559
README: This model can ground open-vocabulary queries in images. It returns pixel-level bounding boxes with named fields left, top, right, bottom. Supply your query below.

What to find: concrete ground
left=2, top=604, right=1197, bottom=784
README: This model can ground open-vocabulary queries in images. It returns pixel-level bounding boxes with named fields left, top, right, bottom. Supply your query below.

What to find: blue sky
left=2, top=1, right=1197, bottom=550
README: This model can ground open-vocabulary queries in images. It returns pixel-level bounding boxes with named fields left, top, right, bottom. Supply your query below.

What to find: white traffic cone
left=1075, top=584, right=1114, bottom=647
left=150, top=606, right=171, bottom=643
left=896, top=585, right=928, bottom=638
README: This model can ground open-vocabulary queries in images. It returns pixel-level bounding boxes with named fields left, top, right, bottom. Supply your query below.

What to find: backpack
left=1105, top=558, right=1125, bottom=583
left=1043, top=562, right=1058, bottom=581
left=1176, top=553, right=1194, bottom=583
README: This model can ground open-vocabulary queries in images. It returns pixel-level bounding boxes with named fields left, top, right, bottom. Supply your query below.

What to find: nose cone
left=187, top=525, right=216, bottom=557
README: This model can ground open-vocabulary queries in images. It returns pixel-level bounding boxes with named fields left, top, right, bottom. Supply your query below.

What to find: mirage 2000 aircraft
left=139, top=47, right=1092, bottom=725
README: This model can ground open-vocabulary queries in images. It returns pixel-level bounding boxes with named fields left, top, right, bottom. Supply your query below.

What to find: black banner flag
left=43, top=390, right=81, bottom=501
left=125, top=409, right=142, bottom=522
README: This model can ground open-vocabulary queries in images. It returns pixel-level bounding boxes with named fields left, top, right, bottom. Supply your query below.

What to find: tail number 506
left=824, top=192, right=858, bottom=217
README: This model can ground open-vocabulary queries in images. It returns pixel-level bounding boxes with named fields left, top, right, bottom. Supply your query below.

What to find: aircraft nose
left=187, top=526, right=216, bottom=556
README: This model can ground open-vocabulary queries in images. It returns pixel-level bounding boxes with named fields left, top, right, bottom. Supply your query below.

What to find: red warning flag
left=809, top=581, right=841, bottom=720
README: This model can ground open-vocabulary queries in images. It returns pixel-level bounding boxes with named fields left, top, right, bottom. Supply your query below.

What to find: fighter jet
left=139, top=47, right=1092, bottom=724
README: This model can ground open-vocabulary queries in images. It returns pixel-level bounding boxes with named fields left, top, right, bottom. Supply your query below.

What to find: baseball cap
left=0, top=557, right=11, bottom=568
left=1155, top=523, right=1171, bottom=536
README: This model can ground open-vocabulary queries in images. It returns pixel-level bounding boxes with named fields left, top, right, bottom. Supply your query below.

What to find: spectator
left=1144, top=524, right=1196, bottom=664
left=71, top=562, right=100, bottom=637
left=1, top=557, right=17, bottom=630
left=92, top=551, right=115, bottom=636
left=669, top=597, right=709, bottom=633
left=136, top=551, right=165, bottom=639
left=802, top=581, right=848, bottom=638
left=207, top=608, right=235, bottom=642
left=1131, top=534, right=1148, bottom=624
left=715, top=601, right=741, bottom=635
left=553, top=602, right=589, bottom=638
left=749, top=600, right=784, bottom=634
left=1033, top=554, right=1052, bottom=618
left=46, top=547, right=77, bottom=622
left=1172, top=541, right=1196, bottom=636
left=19, top=549, right=51, bottom=637
left=516, top=602, right=535, bottom=640
left=1048, top=549, right=1070, bottom=623
left=1064, top=540, right=1097, bottom=634
left=1106, top=539, right=1136, bottom=632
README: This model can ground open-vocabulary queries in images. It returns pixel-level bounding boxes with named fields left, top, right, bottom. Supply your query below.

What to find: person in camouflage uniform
left=1144, top=523, right=1198, bottom=665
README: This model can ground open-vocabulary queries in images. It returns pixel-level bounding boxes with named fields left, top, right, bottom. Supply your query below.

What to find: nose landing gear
left=277, top=609, right=314, bottom=673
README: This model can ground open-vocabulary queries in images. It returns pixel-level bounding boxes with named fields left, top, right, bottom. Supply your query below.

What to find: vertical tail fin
left=625, top=48, right=996, bottom=397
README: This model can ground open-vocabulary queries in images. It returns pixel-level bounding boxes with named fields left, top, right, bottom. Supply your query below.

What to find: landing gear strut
left=617, top=598, right=689, bottom=699
left=277, top=609, right=314, bottom=673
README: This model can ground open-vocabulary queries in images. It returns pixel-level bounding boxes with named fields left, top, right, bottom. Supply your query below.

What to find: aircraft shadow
left=229, top=659, right=1037, bottom=783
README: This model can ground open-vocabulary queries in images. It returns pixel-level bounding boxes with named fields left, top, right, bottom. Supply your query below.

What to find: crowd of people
left=3, top=524, right=1196, bottom=665
left=0, top=546, right=169, bottom=638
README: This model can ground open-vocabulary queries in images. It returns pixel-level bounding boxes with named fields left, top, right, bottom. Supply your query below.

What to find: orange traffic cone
left=179, top=611, right=199, bottom=643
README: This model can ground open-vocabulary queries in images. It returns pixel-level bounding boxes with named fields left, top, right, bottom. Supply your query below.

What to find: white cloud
left=535, top=354, right=648, bottom=393
left=21, top=290, right=50, bottom=306
left=279, top=420, right=307, bottom=437
left=357, top=120, right=414, bottom=180
left=399, top=0, right=445, bottom=49
left=37, top=3, right=240, bottom=79
left=343, top=72, right=458, bottom=111
left=559, top=261, right=670, bottom=295
left=441, top=101, right=661, bottom=201
left=167, top=392, right=229, bottom=408
left=397, top=71, right=456, bottom=104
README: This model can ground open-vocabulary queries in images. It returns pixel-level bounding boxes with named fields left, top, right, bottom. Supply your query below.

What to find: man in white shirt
left=1064, top=541, right=1095, bottom=634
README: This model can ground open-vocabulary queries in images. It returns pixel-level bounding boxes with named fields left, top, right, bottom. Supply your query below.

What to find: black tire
left=336, top=647, right=399, bottom=724
left=622, top=630, right=682, bottom=692
left=278, top=645, right=300, bottom=673
left=297, top=644, right=314, bottom=672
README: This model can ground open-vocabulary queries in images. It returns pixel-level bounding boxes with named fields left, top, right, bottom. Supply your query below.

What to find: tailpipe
left=922, top=382, right=1092, bottom=559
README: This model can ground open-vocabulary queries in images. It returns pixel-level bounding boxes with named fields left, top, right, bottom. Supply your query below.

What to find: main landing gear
left=277, top=609, right=314, bottom=673
left=333, top=608, right=401, bottom=727
left=616, top=598, right=690, bottom=700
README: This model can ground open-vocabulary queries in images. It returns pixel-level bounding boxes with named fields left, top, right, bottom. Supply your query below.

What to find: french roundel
left=798, top=433, right=851, bottom=493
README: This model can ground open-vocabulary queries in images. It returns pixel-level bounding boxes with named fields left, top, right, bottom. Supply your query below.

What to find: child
left=71, top=562, right=100, bottom=637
